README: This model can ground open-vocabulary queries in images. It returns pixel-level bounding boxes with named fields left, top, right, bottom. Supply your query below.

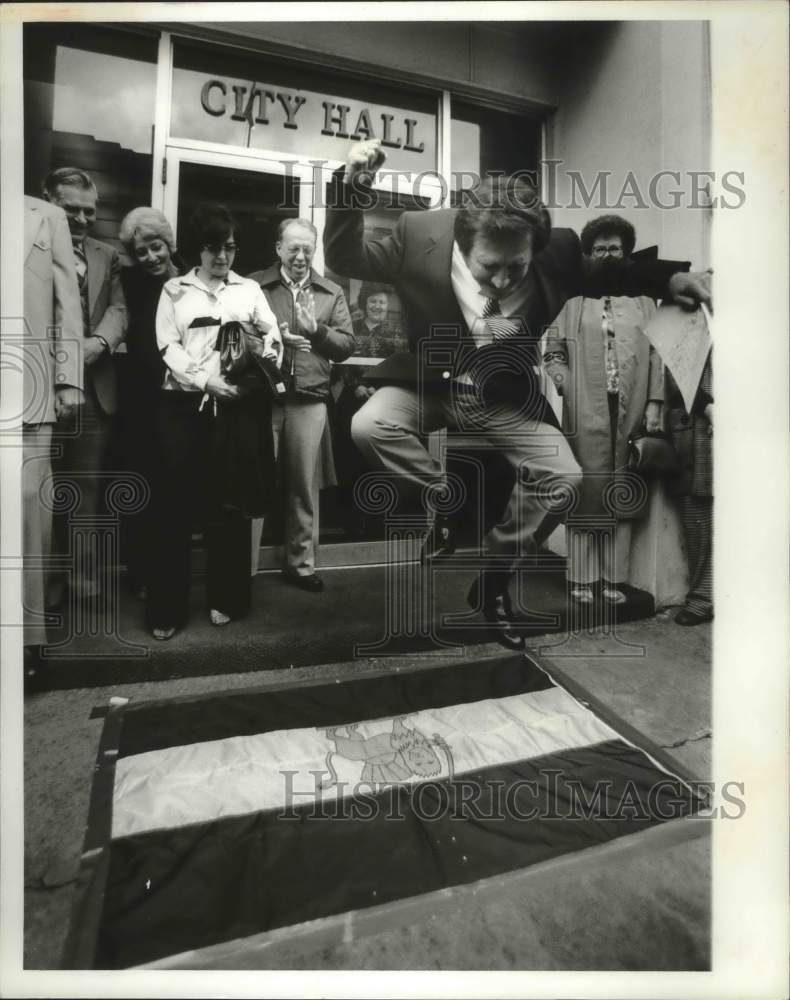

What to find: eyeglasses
left=203, top=243, right=238, bottom=256
left=591, top=244, right=624, bottom=258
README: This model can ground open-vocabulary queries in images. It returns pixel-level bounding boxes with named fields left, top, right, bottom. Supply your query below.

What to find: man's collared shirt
left=156, top=267, right=279, bottom=392
left=450, top=241, right=539, bottom=349
left=280, top=267, right=311, bottom=301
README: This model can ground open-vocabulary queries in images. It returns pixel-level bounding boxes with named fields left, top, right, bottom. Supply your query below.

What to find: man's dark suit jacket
left=82, top=235, right=127, bottom=415
left=324, top=178, right=683, bottom=419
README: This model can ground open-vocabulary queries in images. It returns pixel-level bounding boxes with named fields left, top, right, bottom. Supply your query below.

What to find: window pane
left=24, top=24, right=158, bottom=248
left=171, top=39, right=438, bottom=174
left=450, top=99, right=541, bottom=198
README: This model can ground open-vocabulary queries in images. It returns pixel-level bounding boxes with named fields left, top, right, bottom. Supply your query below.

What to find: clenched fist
left=343, top=139, right=387, bottom=185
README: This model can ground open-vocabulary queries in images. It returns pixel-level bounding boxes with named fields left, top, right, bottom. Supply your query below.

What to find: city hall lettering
left=200, top=79, right=426, bottom=153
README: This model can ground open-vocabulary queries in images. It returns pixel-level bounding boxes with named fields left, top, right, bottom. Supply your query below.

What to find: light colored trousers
left=566, top=521, right=633, bottom=586
left=271, top=398, right=327, bottom=577
left=351, top=385, right=582, bottom=571
left=22, top=423, right=53, bottom=645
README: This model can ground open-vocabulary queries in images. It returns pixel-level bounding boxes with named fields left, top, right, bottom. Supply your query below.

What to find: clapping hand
left=280, top=320, right=311, bottom=353
left=295, top=290, right=318, bottom=336
left=344, top=138, right=386, bottom=185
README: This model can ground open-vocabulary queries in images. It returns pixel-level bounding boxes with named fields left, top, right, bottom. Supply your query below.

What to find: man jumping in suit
left=43, top=167, right=127, bottom=605
left=22, top=196, right=84, bottom=651
left=325, top=140, right=713, bottom=650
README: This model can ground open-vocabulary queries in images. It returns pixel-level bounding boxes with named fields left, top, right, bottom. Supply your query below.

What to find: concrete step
left=29, top=560, right=654, bottom=691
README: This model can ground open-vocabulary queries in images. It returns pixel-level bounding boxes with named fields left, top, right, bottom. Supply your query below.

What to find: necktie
left=73, top=243, right=90, bottom=330
left=482, top=297, right=521, bottom=342
left=73, top=244, right=87, bottom=287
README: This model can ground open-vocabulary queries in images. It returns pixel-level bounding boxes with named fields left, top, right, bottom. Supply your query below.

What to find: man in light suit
left=43, top=167, right=127, bottom=604
left=23, top=196, right=84, bottom=646
left=325, top=140, right=713, bottom=650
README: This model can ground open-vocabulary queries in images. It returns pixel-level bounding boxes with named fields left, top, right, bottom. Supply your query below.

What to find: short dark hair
left=190, top=203, right=236, bottom=249
left=453, top=175, right=551, bottom=257
left=277, top=217, right=317, bottom=243
left=357, top=282, right=390, bottom=313
left=43, top=167, right=97, bottom=200
left=580, top=214, right=636, bottom=257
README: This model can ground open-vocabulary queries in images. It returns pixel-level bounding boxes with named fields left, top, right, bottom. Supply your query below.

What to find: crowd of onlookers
left=22, top=149, right=713, bottom=659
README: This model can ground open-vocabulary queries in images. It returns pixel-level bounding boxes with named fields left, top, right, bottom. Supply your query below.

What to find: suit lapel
left=421, top=214, right=467, bottom=332
left=24, top=204, right=43, bottom=263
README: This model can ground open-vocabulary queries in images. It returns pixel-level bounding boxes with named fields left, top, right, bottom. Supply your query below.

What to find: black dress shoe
left=283, top=573, right=324, bottom=593
left=467, top=575, right=525, bottom=652
left=420, top=516, right=456, bottom=563
left=675, top=607, right=713, bottom=626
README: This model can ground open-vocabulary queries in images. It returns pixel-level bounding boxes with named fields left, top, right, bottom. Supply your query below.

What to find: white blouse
left=156, top=268, right=282, bottom=392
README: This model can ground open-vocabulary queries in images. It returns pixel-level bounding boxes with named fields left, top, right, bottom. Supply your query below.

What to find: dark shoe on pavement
left=283, top=573, right=324, bottom=593
left=675, top=607, right=713, bottom=626
left=420, top=515, right=456, bottom=563
left=467, top=574, right=525, bottom=652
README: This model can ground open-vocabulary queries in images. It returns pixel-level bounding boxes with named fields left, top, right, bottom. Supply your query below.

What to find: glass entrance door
left=162, top=148, right=313, bottom=271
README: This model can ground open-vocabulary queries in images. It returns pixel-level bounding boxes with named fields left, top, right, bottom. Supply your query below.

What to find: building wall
left=549, top=20, right=712, bottom=268
left=546, top=20, right=711, bottom=605
left=200, top=21, right=567, bottom=107
left=191, top=19, right=712, bottom=271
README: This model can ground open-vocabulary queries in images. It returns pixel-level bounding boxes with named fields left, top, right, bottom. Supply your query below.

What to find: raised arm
left=324, top=139, right=405, bottom=283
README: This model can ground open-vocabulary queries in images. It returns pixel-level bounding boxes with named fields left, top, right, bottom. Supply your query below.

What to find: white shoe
left=209, top=608, right=231, bottom=626
left=602, top=586, right=627, bottom=605
left=570, top=585, right=594, bottom=604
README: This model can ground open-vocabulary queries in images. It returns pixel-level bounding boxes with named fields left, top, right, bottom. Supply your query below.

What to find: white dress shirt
left=450, top=241, right=536, bottom=349
left=156, top=268, right=281, bottom=392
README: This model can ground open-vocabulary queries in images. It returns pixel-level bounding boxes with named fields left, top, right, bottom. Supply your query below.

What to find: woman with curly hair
left=544, top=214, right=663, bottom=605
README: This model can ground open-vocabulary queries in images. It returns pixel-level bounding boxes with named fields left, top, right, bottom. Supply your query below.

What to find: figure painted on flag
left=322, top=716, right=451, bottom=786
left=543, top=215, right=663, bottom=606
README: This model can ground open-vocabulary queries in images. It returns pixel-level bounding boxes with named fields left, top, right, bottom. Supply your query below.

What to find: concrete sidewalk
left=23, top=613, right=711, bottom=970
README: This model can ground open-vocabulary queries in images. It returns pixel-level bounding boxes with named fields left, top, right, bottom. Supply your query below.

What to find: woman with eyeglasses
left=149, top=203, right=282, bottom=640
left=543, top=214, right=663, bottom=606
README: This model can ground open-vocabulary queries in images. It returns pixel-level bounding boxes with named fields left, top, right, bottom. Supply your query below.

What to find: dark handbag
left=215, top=321, right=252, bottom=383
left=628, top=431, right=681, bottom=478
left=215, top=321, right=285, bottom=397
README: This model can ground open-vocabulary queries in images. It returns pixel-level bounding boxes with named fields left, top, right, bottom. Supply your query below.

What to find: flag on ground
left=65, top=653, right=704, bottom=969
